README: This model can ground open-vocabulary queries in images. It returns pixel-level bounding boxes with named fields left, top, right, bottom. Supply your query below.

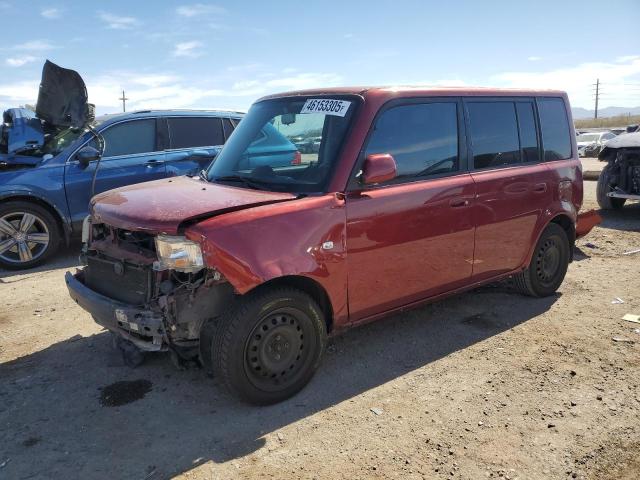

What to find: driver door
left=346, top=100, right=476, bottom=323
left=64, top=118, right=166, bottom=227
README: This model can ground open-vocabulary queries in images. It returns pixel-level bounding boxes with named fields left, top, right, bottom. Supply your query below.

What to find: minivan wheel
left=596, top=164, right=625, bottom=210
left=0, top=201, right=61, bottom=270
left=211, top=287, right=326, bottom=405
left=513, top=223, right=569, bottom=297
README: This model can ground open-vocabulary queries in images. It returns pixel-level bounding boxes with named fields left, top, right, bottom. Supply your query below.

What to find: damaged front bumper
left=65, top=270, right=166, bottom=351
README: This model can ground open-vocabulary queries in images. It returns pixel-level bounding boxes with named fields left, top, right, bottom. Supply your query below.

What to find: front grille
left=85, top=255, right=152, bottom=305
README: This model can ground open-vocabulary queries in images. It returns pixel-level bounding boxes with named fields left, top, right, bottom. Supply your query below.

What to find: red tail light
left=291, top=151, right=302, bottom=165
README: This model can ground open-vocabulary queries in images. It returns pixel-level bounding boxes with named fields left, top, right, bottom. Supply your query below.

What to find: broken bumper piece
left=65, top=271, right=165, bottom=351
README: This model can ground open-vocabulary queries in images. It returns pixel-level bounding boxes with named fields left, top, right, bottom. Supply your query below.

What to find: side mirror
left=361, top=153, right=397, bottom=185
left=76, top=146, right=101, bottom=168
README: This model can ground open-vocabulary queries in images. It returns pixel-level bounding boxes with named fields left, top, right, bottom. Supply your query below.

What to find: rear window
left=167, top=117, right=224, bottom=149
left=538, top=98, right=572, bottom=161
left=467, top=102, right=520, bottom=169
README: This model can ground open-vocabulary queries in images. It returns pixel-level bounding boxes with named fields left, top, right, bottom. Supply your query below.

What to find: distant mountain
left=571, top=106, right=640, bottom=120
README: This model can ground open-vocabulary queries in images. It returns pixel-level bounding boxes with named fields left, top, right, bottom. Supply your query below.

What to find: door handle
left=449, top=198, right=470, bottom=208
left=145, top=159, right=164, bottom=167
left=533, top=182, right=547, bottom=193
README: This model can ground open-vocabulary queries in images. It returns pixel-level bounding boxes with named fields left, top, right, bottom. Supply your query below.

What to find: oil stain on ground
left=100, top=379, right=152, bottom=407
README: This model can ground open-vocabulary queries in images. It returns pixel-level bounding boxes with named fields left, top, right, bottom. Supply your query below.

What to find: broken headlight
left=154, top=235, right=204, bottom=273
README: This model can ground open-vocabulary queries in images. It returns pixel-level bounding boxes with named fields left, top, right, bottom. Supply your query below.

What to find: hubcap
left=535, top=237, right=561, bottom=285
left=0, top=212, right=50, bottom=264
left=244, top=309, right=311, bottom=392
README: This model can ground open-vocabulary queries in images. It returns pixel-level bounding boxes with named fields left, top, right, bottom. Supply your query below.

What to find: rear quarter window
left=537, top=98, right=572, bottom=161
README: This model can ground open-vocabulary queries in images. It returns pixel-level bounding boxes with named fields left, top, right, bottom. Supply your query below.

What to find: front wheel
left=211, top=287, right=326, bottom=405
left=0, top=201, right=61, bottom=270
left=513, top=223, right=570, bottom=297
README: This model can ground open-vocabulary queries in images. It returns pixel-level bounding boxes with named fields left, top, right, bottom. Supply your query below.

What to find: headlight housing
left=154, top=235, right=204, bottom=273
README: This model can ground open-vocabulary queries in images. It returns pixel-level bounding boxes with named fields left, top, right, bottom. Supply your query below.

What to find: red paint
left=90, top=175, right=295, bottom=234
left=362, top=153, right=397, bottom=184
left=90, top=86, right=585, bottom=331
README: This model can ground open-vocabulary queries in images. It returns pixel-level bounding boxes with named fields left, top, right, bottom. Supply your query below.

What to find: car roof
left=95, top=109, right=245, bottom=128
left=257, top=86, right=568, bottom=102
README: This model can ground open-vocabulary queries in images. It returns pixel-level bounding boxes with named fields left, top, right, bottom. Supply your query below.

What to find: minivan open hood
left=90, top=176, right=297, bottom=234
left=36, top=60, right=92, bottom=129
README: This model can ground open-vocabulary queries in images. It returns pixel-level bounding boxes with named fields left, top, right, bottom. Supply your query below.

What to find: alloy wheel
left=0, top=212, right=50, bottom=265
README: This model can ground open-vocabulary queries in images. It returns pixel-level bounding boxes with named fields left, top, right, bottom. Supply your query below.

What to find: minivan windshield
left=207, top=95, right=358, bottom=193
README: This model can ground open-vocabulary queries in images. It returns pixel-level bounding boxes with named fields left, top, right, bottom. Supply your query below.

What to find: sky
left=0, top=0, right=639, bottom=115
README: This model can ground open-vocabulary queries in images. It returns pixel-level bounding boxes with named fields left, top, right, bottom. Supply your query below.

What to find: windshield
left=39, top=116, right=107, bottom=156
left=207, top=95, right=358, bottom=193
left=577, top=134, right=600, bottom=142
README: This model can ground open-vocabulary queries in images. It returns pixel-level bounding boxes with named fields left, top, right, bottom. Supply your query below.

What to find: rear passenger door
left=163, top=116, right=226, bottom=176
left=346, top=99, right=476, bottom=322
left=466, top=98, right=554, bottom=281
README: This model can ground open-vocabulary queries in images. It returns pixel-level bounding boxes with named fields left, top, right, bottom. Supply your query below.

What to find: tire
left=0, top=200, right=61, bottom=270
left=513, top=223, right=570, bottom=297
left=596, top=164, right=625, bottom=210
left=211, top=287, right=326, bottom=405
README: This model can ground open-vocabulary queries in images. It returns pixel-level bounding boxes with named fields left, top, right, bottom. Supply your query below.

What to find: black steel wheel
left=513, top=223, right=569, bottom=297
left=0, top=201, right=61, bottom=270
left=211, top=287, right=326, bottom=405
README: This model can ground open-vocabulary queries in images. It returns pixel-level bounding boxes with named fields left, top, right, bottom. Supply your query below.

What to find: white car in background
left=577, top=131, right=616, bottom=157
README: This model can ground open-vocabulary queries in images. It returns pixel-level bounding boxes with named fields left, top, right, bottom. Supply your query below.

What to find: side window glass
left=93, top=119, right=156, bottom=158
left=516, top=102, right=540, bottom=163
left=364, top=102, right=458, bottom=180
left=167, top=117, right=224, bottom=149
left=468, top=102, right=520, bottom=169
left=538, top=98, right=572, bottom=161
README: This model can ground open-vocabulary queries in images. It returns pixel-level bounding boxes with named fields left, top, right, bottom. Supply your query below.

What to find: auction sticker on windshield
left=300, top=99, right=351, bottom=117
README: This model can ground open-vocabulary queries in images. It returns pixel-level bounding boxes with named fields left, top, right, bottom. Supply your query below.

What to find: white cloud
left=12, top=40, right=55, bottom=51
left=492, top=56, right=640, bottom=108
left=176, top=3, right=226, bottom=17
left=5, top=55, right=37, bottom=67
left=98, top=11, right=139, bottom=30
left=527, top=56, right=542, bottom=61
left=41, top=7, right=60, bottom=19
left=172, top=41, right=204, bottom=58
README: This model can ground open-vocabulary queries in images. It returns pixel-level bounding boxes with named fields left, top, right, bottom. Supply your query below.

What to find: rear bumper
left=65, top=270, right=166, bottom=351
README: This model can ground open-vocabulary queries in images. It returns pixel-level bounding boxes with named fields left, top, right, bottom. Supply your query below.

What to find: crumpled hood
left=36, top=60, right=93, bottom=129
left=0, top=152, right=41, bottom=170
left=1, top=108, right=44, bottom=154
left=90, top=176, right=297, bottom=234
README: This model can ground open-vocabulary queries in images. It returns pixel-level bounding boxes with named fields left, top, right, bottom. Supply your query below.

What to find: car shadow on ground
left=0, top=286, right=558, bottom=479
left=0, top=241, right=81, bottom=281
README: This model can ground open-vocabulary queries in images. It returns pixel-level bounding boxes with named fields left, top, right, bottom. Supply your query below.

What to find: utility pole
left=594, top=79, right=599, bottom=119
left=118, top=89, right=129, bottom=112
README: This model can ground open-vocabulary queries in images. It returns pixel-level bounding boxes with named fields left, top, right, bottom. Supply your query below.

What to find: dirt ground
left=1, top=181, right=638, bottom=480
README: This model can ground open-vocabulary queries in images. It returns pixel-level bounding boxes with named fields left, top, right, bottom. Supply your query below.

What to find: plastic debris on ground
left=622, top=314, right=640, bottom=324
left=611, top=297, right=625, bottom=304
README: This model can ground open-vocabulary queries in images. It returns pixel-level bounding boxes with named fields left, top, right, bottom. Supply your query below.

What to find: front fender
left=185, top=194, right=349, bottom=325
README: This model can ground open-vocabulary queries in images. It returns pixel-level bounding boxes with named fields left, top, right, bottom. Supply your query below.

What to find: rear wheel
left=596, top=164, right=625, bottom=210
left=211, top=287, right=326, bottom=405
left=513, top=223, right=570, bottom=297
left=0, top=201, right=61, bottom=270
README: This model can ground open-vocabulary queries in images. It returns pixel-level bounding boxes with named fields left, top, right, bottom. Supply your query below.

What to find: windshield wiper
left=212, top=175, right=269, bottom=190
